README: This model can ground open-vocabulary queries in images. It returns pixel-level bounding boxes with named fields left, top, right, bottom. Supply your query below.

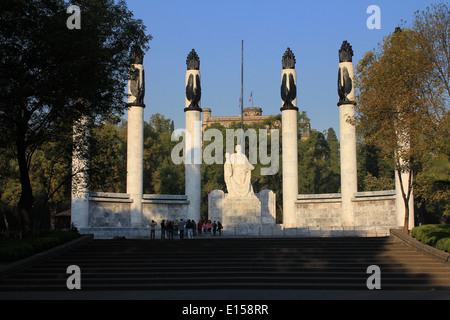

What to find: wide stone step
left=7, top=270, right=450, bottom=282
left=15, top=265, right=450, bottom=277
left=1, top=237, right=449, bottom=292
left=2, top=281, right=450, bottom=292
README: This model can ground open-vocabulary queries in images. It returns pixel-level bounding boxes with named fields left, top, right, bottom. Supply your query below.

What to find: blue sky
left=125, top=0, right=440, bottom=136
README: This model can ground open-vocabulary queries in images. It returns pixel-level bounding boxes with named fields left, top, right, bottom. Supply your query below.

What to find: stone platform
left=79, top=225, right=394, bottom=239
left=208, top=190, right=277, bottom=235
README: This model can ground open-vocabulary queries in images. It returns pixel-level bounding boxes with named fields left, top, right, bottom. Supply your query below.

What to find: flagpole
left=240, top=40, right=244, bottom=133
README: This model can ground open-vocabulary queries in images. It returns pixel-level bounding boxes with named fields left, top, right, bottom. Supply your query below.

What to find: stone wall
left=293, top=190, right=399, bottom=236
left=82, top=192, right=189, bottom=239
left=352, top=191, right=397, bottom=227
left=88, top=192, right=132, bottom=227
left=295, top=193, right=342, bottom=227
left=84, top=190, right=399, bottom=238
left=142, top=194, right=189, bottom=224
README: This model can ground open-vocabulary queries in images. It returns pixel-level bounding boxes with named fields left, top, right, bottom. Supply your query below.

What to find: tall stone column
left=71, top=115, right=90, bottom=229
left=127, top=45, right=146, bottom=227
left=280, top=48, right=298, bottom=228
left=337, top=41, right=358, bottom=226
left=185, top=49, right=202, bottom=221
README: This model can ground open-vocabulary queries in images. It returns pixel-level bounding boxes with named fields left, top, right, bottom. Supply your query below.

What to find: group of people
left=149, top=219, right=223, bottom=240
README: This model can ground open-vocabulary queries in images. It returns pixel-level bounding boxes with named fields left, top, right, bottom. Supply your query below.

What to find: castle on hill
left=202, top=107, right=313, bottom=140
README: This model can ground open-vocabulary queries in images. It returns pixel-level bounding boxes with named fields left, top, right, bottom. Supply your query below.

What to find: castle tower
left=126, top=45, right=145, bottom=227
left=185, top=49, right=202, bottom=221
left=280, top=48, right=299, bottom=228
left=337, top=41, right=358, bottom=226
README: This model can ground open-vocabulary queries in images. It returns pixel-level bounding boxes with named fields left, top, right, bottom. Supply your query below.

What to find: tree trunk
left=16, top=125, right=34, bottom=237
left=398, top=169, right=413, bottom=234
left=403, top=201, right=410, bottom=234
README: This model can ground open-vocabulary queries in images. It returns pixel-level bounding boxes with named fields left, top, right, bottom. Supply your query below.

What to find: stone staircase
left=1, top=237, right=450, bottom=291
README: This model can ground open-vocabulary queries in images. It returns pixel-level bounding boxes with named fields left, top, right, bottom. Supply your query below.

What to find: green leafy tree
left=321, top=128, right=341, bottom=193
left=355, top=23, right=448, bottom=231
left=0, top=0, right=151, bottom=236
left=90, top=117, right=127, bottom=193
left=144, top=114, right=183, bottom=195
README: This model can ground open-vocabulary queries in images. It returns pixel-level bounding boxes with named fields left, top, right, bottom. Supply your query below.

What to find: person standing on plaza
left=212, top=221, right=217, bottom=236
left=207, top=220, right=212, bottom=235
left=174, top=220, right=179, bottom=237
left=150, top=220, right=157, bottom=240
left=217, top=221, right=223, bottom=236
left=160, top=220, right=166, bottom=239
left=167, top=221, right=173, bottom=239
left=178, top=219, right=186, bottom=239
left=186, top=219, right=194, bottom=239
left=197, top=220, right=203, bottom=236
left=192, top=220, right=197, bottom=237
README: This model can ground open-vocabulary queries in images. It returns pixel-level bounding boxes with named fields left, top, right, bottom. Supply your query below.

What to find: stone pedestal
left=208, top=190, right=276, bottom=236
left=222, top=196, right=261, bottom=226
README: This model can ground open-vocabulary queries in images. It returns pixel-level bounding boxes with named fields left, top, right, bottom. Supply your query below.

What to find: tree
left=0, top=0, right=151, bottom=236
left=320, top=128, right=341, bottom=193
left=89, top=117, right=127, bottom=193
left=144, top=114, right=183, bottom=195
left=415, top=136, right=450, bottom=224
left=355, top=22, right=448, bottom=232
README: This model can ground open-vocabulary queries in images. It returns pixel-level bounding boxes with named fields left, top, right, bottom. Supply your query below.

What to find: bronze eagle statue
left=337, top=66, right=352, bottom=105
left=281, top=73, right=296, bottom=108
left=186, top=73, right=201, bottom=109
left=129, top=66, right=145, bottom=105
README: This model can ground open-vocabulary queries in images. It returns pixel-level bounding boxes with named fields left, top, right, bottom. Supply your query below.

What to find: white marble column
left=127, top=105, right=144, bottom=227
left=127, top=46, right=145, bottom=227
left=337, top=41, right=358, bottom=226
left=280, top=48, right=298, bottom=228
left=185, top=49, right=202, bottom=222
left=71, top=115, right=90, bottom=229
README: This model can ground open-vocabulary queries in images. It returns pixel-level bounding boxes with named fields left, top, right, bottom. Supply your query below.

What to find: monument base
left=222, top=195, right=261, bottom=226
left=208, top=190, right=277, bottom=235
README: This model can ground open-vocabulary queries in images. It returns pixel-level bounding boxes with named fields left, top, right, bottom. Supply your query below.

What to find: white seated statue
left=224, top=145, right=255, bottom=198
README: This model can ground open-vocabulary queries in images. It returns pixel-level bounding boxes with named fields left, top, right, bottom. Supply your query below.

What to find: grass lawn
left=0, top=230, right=80, bottom=263
left=411, top=224, right=450, bottom=253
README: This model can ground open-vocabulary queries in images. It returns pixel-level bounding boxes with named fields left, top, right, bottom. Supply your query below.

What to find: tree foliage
left=355, top=4, right=450, bottom=229
left=0, top=0, right=151, bottom=236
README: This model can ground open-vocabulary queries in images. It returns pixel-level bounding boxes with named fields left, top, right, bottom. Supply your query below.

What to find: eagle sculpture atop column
left=337, top=41, right=356, bottom=106
left=280, top=48, right=298, bottom=111
left=185, top=49, right=201, bottom=111
left=128, top=45, right=145, bottom=106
